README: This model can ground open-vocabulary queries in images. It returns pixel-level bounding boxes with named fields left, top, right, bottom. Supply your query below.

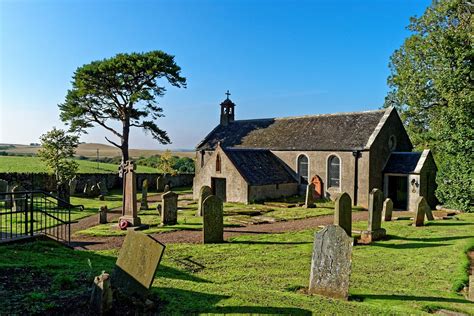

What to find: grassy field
left=0, top=156, right=157, bottom=173
left=1, top=143, right=194, bottom=159
left=0, top=214, right=473, bottom=314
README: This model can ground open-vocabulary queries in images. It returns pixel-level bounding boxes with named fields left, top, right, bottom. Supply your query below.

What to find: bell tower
left=220, top=90, right=235, bottom=126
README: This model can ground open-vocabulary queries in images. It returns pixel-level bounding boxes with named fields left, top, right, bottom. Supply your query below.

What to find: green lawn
left=0, top=156, right=157, bottom=173
left=1, top=214, right=473, bottom=314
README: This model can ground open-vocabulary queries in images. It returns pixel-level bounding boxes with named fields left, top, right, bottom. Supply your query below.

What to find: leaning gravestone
left=11, top=185, right=27, bottom=212
left=382, top=198, right=393, bottom=222
left=334, top=192, right=352, bottom=236
left=111, top=230, right=165, bottom=299
left=156, top=175, right=165, bottom=192
left=197, top=185, right=212, bottom=216
left=161, top=191, right=178, bottom=225
left=309, top=225, right=352, bottom=300
left=89, top=272, right=112, bottom=314
left=98, top=178, right=108, bottom=195
left=421, top=198, right=434, bottom=221
left=140, top=179, right=149, bottom=210
left=304, top=183, right=316, bottom=208
left=360, top=188, right=386, bottom=244
left=99, top=206, right=108, bottom=224
left=414, top=196, right=430, bottom=226
left=69, top=177, right=77, bottom=195
left=202, top=195, right=224, bottom=243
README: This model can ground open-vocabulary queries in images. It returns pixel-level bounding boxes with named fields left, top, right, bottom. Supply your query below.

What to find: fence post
left=25, top=193, right=29, bottom=236
left=30, top=193, right=34, bottom=237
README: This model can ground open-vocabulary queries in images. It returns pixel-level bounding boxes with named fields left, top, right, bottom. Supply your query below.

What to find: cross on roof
left=225, top=90, right=231, bottom=99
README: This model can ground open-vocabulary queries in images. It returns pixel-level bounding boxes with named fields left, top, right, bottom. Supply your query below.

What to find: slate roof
left=224, top=148, right=297, bottom=186
left=384, top=152, right=422, bottom=174
left=196, top=109, right=386, bottom=151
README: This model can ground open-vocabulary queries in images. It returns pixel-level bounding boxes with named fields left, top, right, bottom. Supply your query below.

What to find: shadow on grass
left=388, top=235, right=474, bottom=243
left=224, top=229, right=272, bottom=234
left=153, top=287, right=312, bottom=315
left=425, top=222, right=472, bottom=227
left=357, top=294, right=470, bottom=304
left=157, top=265, right=211, bottom=283
left=371, top=242, right=450, bottom=249
left=229, top=240, right=311, bottom=245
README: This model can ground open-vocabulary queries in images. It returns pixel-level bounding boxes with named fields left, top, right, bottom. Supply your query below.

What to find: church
left=193, top=94, right=437, bottom=211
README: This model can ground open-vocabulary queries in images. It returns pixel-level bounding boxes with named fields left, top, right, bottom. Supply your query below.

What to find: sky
left=0, top=0, right=431, bottom=150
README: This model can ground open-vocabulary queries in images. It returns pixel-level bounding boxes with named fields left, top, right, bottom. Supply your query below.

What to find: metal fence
left=0, top=191, right=82, bottom=245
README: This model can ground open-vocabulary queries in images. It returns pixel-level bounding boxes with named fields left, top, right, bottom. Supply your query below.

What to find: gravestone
left=99, top=206, right=108, bottom=224
left=360, top=188, right=386, bottom=244
left=197, top=185, right=212, bottom=216
left=69, top=177, right=77, bottom=195
left=164, top=184, right=171, bottom=193
left=421, top=198, right=434, bottom=221
left=11, top=185, right=27, bottom=212
left=83, top=182, right=91, bottom=196
left=414, top=196, right=429, bottom=226
left=98, top=178, right=108, bottom=195
left=305, top=183, right=316, bottom=208
left=334, top=192, right=352, bottom=236
left=119, top=161, right=141, bottom=227
left=202, top=195, right=224, bottom=243
left=156, top=175, right=165, bottom=192
left=311, top=175, right=324, bottom=199
left=89, top=272, right=112, bottom=314
left=0, top=179, right=8, bottom=203
left=90, top=184, right=101, bottom=197
left=156, top=204, right=162, bottom=216
left=161, top=191, right=178, bottom=225
left=111, top=230, right=165, bottom=299
left=140, top=179, right=149, bottom=210
left=382, top=198, right=393, bottom=222
left=308, top=225, right=352, bottom=300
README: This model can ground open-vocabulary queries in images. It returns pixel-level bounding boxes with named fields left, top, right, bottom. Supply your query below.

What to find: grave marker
left=382, top=198, right=393, bottom=222
left=161, top=191, right=178, bottom=225
left=334, top=192, right=352, bottom=236
left=305, top=183, right=316, bottom=208
left=309, top=225, right=352, bottom=300
left=119, top=161, right=141, bottom=227
left=202, top=195, right=224, bottom=243
left=360, top=188, right=386, bottom=244
left=197, top=185, right=212, bottom=216
left=111, top=230, right=165, bottom=298
left=11, top=185, right=27, bottom=212
left=99, top=206, right=108, bottom=224
left=140, top=179, right=149, bottom=210
left=69, top=177, right=77, bottom=195
left=414, top=196, right=429, bottom=226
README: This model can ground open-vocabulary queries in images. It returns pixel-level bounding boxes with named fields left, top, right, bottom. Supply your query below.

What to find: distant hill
left=0, top=143, right=195, bottom=158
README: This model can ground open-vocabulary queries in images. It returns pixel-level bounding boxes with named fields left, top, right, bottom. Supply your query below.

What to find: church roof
left=224, top=148, right=297, bottom=186
left=383, top=152, right=422, bottom=174
left=197, top=109, right=387, bottom=151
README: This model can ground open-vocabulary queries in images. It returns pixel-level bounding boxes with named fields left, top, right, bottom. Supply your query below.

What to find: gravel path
left=70, top=211, right=370, bottom=251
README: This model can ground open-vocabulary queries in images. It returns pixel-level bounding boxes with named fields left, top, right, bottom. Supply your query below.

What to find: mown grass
left=1, top=214, right=473, bottom=314
left=0, top=156, right=157, bottom=173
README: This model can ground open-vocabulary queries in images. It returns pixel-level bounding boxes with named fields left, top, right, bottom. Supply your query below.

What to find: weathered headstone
left=382, top=198, right=393, bottom=222
left=305, top=183, right=316, bottom=208
left=197, top=185, right=212, bottom=216
left=11, top=185, right=27, bottom=212
left=334, top=192, right=352, bottom=236
left=69, top=177, right=77, bottom=195
left=119, top=161, right=141, bottom=227
left=99, top=206, right=108, bottom=224
left=414, top=196, right=429, bottom=226
left=0, top=179, right=8, bottom=193
left=421, top=198, right=434, bottom=221
left=89, top=272, right=113, bottom=314
left=164, top=184, right=171, bottom=193
left=98, top=178, right=108, bottom=195
left=308, top=225, right=352, bottom=300
left=360, top=188, right=386, bottom=244
left=156, top=204, right=162, bottom=216
left=202, top=195, right=224, bottom=243
left=140, top=179, right=149, bottom=210
left=156, top=175, right=165, bottom=192
left=161, top=191, right=178, bottom=225
left=91, top=184, right=101, bottom=197
left=311, top=175, right=324, bottom=199
left=83, top=182, right=91, bottom=196
left=111, top=230, right=165, bottom=299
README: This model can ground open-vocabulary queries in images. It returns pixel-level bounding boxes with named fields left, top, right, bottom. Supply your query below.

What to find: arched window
left=327, top=155, right=340, bottom=188
left=216, top=154, right=222, bottom=173
left=297, top=155, right=309, bottom=183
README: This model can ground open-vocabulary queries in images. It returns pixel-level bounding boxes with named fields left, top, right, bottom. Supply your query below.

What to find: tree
left=59, top=51, right=186, bottom=162
left=158, top=150, right=177, bottom=175
left=38, top=128, right=79, bottom=203
left=385, top=0, right=473, bottom=211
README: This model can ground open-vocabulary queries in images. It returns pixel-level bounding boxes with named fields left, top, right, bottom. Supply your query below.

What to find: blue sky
left=0, top=0, right=431, bottom=149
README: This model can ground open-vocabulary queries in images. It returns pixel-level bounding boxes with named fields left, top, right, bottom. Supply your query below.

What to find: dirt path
left=71, top=211, right=369, bottom=251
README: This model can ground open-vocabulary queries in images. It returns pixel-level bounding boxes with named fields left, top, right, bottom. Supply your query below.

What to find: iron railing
left=0, top=190, right=83, bottom=245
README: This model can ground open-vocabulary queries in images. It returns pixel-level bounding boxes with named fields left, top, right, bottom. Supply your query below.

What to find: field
left=0, top=213, right=473, bottom=314
left=0, top=156, right=157, bottom=174
left=0, top=143, right=194, bottom=159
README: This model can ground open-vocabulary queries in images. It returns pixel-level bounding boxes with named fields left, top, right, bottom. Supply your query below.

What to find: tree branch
left=104, top=136, right=122, bottom=149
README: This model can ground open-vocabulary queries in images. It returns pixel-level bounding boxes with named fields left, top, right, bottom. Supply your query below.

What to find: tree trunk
left=121, top=119, right=130, bottom=163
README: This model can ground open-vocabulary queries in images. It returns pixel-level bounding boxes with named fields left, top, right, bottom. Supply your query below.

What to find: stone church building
left=193, top=95, right=437, bottom=211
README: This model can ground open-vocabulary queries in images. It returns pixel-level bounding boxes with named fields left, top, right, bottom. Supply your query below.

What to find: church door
left=311, top=175, right=324, bottom=199
left=211, top=177, right=227, bottom=202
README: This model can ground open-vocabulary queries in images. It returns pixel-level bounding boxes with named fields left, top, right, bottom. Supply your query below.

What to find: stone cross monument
left=119, top=161, right=141, bottom=227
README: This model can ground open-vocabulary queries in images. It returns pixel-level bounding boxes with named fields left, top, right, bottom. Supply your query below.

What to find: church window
left=216, top=154, right=222, bottom=173
left=328, top=155, right=340, bottom=188
left=297, top=155, right=309, bottom=183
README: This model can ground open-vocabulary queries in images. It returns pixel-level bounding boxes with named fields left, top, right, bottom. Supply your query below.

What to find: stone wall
left=248, top=183, right=298, bottom=203
left=0, top=172, right=194, bottom=193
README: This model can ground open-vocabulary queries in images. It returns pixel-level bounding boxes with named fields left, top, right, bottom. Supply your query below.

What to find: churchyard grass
left=1, top=214, right=473, bottom=314
left=0, top=156, right=157, bottom=173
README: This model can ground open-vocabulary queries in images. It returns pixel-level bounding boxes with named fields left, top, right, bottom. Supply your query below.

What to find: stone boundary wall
left=0, top=172, right=194, bottom=193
